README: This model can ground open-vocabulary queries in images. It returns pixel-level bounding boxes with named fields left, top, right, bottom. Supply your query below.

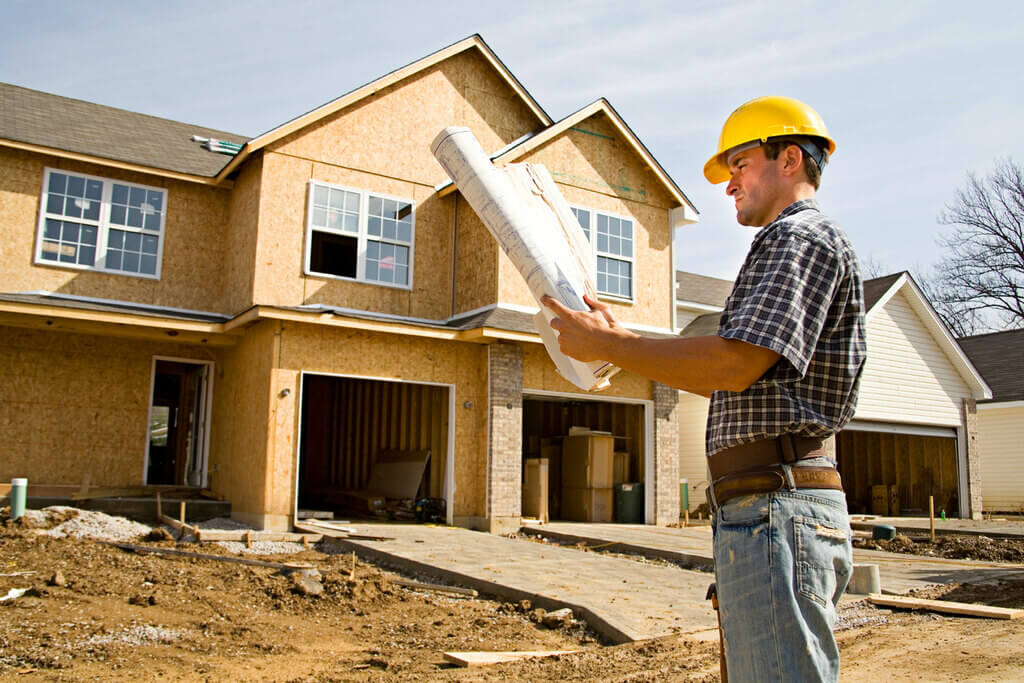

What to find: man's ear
left=780, top=144, right=804, bottom=177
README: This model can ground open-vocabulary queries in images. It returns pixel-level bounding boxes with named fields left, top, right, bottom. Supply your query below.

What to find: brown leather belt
left=711, top=466, right=843, bottom=509
left=708, top=434, right=828, bottom=481
left=707, top=434, right=842, bottom=510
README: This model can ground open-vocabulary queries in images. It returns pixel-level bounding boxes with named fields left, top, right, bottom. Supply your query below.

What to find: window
left=306, top=181, right=414, bottom=288
left=35, top=168, right=166, bottom=278
left=571, top=206, right=634, bottom=300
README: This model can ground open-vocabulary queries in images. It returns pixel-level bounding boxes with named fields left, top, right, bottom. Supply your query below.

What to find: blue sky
left=3, top=1, right=1021, bottom=281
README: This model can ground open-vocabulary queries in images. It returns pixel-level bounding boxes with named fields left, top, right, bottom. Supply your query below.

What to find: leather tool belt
left=707, top=434, right=842, bottom=511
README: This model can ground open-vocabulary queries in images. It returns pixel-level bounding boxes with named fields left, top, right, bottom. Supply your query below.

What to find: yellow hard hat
left=703, top=96, right=837, bottom=184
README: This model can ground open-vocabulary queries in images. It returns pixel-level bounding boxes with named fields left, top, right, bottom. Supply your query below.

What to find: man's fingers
left=583, top=294, right=609, bottom=313
left=541, top=295, right=571, bottom=317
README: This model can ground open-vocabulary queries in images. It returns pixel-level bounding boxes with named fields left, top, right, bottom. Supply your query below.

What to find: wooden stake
left=179, top=501, right=186, bottom=526
left=929, top=495, right=936, bottom=543
left=302, top=535, right=309, bottom=550
left=349, top=552, right=356, bottom=580
left=246, top=529, right=253, bottom=549
left=684, top=510, right=689, bottom=528
left=155, top=491, right=162, bottom=524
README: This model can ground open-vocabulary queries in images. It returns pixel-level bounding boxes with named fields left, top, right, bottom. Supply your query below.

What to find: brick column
left=652, top=381, right=680, bottom=525
left=487, top=342, right=523, bottom=534
left=962, top=398, right=983, bottom=520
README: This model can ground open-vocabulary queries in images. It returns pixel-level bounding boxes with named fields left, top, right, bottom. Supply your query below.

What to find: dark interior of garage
left=522, top=397, right=645, bottom=523
left=838, top=430, right=959, bottom=517
left=297, top=374, right=449, bottom=521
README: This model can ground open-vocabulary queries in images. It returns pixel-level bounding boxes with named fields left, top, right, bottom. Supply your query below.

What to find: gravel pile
left=85, top=625, right=184, bottom=647
left=35, top=507, right=152, bottom=543
left=195, top=516, right=306, bottom=555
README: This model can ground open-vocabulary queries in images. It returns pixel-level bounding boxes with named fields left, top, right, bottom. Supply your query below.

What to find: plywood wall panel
left=0, top=324, right=222, bottom=487
left=0, top=147, right=234, bottom=314
left=223, top=156, right=262, bottom=313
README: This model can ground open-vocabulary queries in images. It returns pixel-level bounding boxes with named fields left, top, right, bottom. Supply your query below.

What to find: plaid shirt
left=706, top=199, right=866, bottom=456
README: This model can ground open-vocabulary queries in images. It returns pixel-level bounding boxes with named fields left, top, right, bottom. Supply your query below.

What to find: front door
left=147, top=360, right=209, bottom=486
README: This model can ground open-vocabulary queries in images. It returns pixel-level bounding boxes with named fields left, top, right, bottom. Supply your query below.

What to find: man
left=543, top=95, right=865, bottom=682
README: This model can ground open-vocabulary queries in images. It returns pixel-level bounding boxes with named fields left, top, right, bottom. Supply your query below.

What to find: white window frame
left=571, top=205, right=636, bottom=302
left=34, top=167, right=167, bottom=280
left=304, top=180, right=415, bottom=290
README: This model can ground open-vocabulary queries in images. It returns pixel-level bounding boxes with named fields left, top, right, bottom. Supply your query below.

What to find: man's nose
left=726, top=177, right=738, bottom=196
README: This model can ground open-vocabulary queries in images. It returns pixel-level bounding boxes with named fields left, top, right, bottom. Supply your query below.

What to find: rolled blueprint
left=431, top=126, right=618, bottom=391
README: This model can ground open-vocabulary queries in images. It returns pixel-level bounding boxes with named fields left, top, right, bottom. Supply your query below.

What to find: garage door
left=838, top=422, right=958, bottom=517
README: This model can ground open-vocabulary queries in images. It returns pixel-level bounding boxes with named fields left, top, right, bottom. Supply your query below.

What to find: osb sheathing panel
left=251, top=153, right=454, bottom=320
left=497, top=113, right=676, bottom=330
left=521, top=343, right=652, bottom=400
left=454, top=195, right=500, bottom=315
left=222, top=156, right=262, bottom=314
left=208, top=321, right=276, bottom=519
left=269, top=50, right=540, bottom=188
left=0, top=324, right=221, bottom=487
left=0, top=147, right=234, bottom=313
left=276, top=323, right=489, bottom=519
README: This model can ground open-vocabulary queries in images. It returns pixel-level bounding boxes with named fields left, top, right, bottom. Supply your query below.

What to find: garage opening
left=297, top=374, right=451, bottom=523
left=838, top=425, right=959, bottom=517
left=522, top=395, right=646, bottom=523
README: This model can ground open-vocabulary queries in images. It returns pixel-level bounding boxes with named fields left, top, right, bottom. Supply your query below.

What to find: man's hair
left=762, top=139, right=822, bottom=189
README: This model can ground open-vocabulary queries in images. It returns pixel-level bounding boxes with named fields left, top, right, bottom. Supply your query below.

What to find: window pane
left=383, top=199, right=398, bottom=219
left=328, top=188, right=344, bottom=210
left=109, top=229, right=124, bottom=249
left=81, top=225, right=97, bottom=246
left=124, top=232, right=141, bottom=252
left=86, top=180, right=103, bottom=201
left=383, top=219, right=396, bottom=240
left=395, top=245, right=408, bottom=266
left=597, top=233, right=608, bottom=252
left=64, top=196, right=82, bottom=218
left=367, top=216, right=381, bottom=236
left=48, top=173, right=67, bottom=194
left=610, top=236, right=620, bottom=256
left=142, top=234, right=159, bottom=255
left=365, top=260, right=379, bottom=280
left=313, top=207, right=326, bottom=227
left=609, top=217, right=620, bottom=236
left=395, top=265, right=408, bottom=285
left=67, top=175, right=85, bottom=197
left=140, top=254, right=157, bottom=275
left=368, top=196, right=382, bottom=216
left=41, top=241, right=59, bottom=260
left=44, top=219, right=60, bottom=240
left=123, top=251, right=139, bottom=272
left=112, top=184, right=129, bottom=205
left=313, top=184, right=328, bottom=206
left=345, top=192, right=359, bottom=212
left=105, top=250, right=122, bottom=270
left=61, top=222, right=79, bottom=243
left=79, top=245, right=95, bottom=265
left=597, top=213, right=607, bottom=233
left=621, top=221, right=632, bottom=240
left=127, top=207, right=143, bottom=228
left=398, top=222, right=411, bottom=243
left=367, top=241, right=379, bottom=259
left=82, top=199, right=100, bottom=221
left=597, top=273, right=607, bottom=292
left=343, top=213, right=358, bottom=233
left=110, top=204, right=126, bottom=225
left=46, top=194, right=63, bottom=215
left=129, top=186, right=146, bottom=207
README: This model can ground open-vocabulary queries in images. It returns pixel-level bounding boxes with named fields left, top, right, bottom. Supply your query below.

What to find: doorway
left=146, top=359, right=211, bottom=486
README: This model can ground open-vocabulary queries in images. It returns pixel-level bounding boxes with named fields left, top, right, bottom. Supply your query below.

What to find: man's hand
left=541, top=294, right=634, bottom=362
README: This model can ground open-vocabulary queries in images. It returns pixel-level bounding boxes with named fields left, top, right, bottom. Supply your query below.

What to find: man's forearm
left=600, top=332, right=780, bottom=396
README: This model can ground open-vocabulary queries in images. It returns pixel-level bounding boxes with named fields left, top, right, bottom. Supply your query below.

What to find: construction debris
left=442, top=650, right=582, bottom=667
left=869, top=593, right=1024, bottom=620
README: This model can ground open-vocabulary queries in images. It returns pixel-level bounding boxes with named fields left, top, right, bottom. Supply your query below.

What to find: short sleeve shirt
left=706, top=199, right=866, bottom=456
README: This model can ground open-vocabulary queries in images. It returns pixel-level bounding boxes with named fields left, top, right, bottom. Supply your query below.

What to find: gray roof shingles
left=957, top=329, right=1024, bottom=403
left=0, top=82, right=249, bottom=177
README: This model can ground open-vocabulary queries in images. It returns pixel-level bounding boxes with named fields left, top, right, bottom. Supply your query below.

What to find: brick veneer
left=487, top=342, right=523, bottom=533
left=962, top=397, right=983, bottom=520
left=652, top=381, right=680, bottom=525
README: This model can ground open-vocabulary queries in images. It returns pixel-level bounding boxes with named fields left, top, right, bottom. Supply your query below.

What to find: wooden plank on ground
left=195, top=529, right=322, bottom=543
left=443, top=650, right=582, bottom=667
left=100, top=541, right=313, bottom=571
left=294, top=521, right=393, bottom=542
left=869, top=594, right=1024, bottom=620
left=392, top=578, right=478, bottom=597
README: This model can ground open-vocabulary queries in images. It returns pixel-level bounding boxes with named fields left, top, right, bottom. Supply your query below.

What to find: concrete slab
left=323, top=523, right=719, bottom=644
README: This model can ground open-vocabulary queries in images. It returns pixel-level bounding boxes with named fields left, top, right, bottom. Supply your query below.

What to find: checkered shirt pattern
left=706, top=199, right=866, bottom=456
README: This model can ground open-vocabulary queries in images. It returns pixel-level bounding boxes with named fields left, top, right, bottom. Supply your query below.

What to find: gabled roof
left=866, top=272, right=991, bottom=399
left=0, top=81, right=247, bottom=182
left=492, top=99, right=698, bottom=218
left=676, top=271, right=732, bottom=308
left=215, top=34, right=552, bottom=182
left=958, top=328, right=1024, bottom=403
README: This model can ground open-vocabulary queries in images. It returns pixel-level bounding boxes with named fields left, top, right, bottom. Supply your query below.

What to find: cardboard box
left=522, top=458, right=549, bottom=522
left=541, top=444, right=562, bottom=518
left=561, top=486, right=613, bottom=522
left=562, top=434, right=614, bottom=488
left=871, top=484, right=899, bottom=516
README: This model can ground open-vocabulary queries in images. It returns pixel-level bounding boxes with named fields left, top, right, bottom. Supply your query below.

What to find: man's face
left=725, top=146, right=783, bottom=227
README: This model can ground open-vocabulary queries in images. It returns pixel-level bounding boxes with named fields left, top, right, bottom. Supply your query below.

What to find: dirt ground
left=2, top=508, right=1024, bottom=682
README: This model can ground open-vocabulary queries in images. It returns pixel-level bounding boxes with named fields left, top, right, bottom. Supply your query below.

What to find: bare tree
left=930, top=158, right=1024, bottom=335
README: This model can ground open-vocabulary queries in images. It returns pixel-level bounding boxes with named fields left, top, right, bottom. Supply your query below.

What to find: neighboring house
left=958, top=329, right=1024, bottom=514
left=676, top=271, right=991, bottom=519
left=0, top=35, right=699, bottom=532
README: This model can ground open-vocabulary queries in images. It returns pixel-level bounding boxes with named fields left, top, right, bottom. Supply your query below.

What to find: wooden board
left=442, top=650, right=581, bottom=667
left=869, top=594, right=1024, bottom=620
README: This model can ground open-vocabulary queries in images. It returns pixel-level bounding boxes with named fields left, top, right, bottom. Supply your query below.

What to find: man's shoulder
left=763, top=201, right=851, bottom=254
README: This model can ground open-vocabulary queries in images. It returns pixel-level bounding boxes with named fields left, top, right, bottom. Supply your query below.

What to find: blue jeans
left=711, top=461, right=852, bottom=683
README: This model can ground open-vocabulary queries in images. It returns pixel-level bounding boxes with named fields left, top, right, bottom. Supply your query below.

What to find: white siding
left=978, top=405, right=1024, bottom=512
left=677, top=391, right=711, bottom=511
left=856, top=290, right=970, bottom=427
